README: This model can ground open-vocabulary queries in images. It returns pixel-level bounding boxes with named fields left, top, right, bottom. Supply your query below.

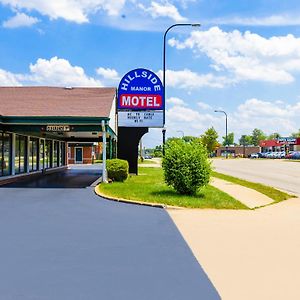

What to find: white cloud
left=166, top=97, right=186, bottom=106
left=169, top=26, right=300, bottom=84
left=212, top=14, right=300, bottom=27
left=2, top=12, right=40, bottom=28
left=0, top=57, right=103, bottom=87
left=197, top=101, right=211, bottom=110
left=157, top=68, right=234, bottom=89
left=0, top=69, right=22, bottom=86
left=96, top=67, right=120, bottom=83
left=0, top=0, right=126, bottom=23
left=143, top=97, right=300, bottom=147
left=138, top=1, right=186, bottom=22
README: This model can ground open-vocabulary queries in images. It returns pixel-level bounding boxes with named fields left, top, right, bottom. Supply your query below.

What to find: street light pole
left=162, top=23, right=200, bottom=154
left=214, top=110, right=228, bottom=159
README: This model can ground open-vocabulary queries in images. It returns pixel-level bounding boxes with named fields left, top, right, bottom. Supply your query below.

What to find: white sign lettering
left=118, top=111, right=163, bottom=128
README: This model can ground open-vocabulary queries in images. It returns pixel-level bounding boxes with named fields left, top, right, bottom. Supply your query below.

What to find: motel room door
left=75, top=147, right=83, bottom=164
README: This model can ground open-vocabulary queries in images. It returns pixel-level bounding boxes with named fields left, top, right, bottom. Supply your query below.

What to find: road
left=212, top=158, right=300, bottom=196
left=0, top=165, right=219, bottom=300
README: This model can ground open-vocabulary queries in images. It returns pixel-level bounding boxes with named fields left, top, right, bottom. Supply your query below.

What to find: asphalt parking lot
left=2, top=165, right=102, bottom=188
left=212, top=158, right=300, bottom=196
left=0, top=165, right=220, bottom=300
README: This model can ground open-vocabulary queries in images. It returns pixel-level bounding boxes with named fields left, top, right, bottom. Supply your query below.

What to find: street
left=212, top=158, right=300, bottom=196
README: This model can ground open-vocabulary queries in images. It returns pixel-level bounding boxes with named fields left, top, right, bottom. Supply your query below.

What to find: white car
left=250, top=153, right=259, bottom=159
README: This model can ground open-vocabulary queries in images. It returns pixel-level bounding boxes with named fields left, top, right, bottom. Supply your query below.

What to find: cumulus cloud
left=166, top=97, right=186, bottom=106
left=0, top=69, right=22, bottom=86
left=197, top=101, right=211, bottom=110
left=149, top=97, right=300, bottom=146
left=138, top=1, right=186, bottom=22
left=96, top=67, right=120, bottom=83
left=169, top=26, right=300, bottom=84
left=0, top=0, right=126, bottom=23
left=0, top=57, right=102, bottom=87
left=157, top=69, right=234, bottom=89
left=2, top=12, right=40, bottom=28
left=212, top=14, right=300, bottom=27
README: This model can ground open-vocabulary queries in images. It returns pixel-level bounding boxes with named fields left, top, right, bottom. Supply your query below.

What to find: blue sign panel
left=117, top=68, right=164, bottom=110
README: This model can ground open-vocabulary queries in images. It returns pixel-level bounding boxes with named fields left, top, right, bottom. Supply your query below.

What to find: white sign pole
left=101, top=120, right=108, bottom=183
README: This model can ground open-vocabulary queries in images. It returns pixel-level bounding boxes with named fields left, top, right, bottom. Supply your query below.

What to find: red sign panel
left=119, top=94, right=162, bottom=109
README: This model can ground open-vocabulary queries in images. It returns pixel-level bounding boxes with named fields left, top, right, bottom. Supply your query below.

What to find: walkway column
left=11, top=133, right=16, bottom=175
left=101, top=120, right=107, bottom=183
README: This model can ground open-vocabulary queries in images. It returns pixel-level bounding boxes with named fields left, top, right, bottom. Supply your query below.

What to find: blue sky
left=1, top=0, right=300, bottom=147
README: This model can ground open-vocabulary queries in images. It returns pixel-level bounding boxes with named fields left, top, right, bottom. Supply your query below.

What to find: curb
left=94, top=185, right=183, bottom=210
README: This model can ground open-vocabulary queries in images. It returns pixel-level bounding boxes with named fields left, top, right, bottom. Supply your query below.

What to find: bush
left=162, top=139, right=211, bottom=195
left=106, top=159, right=129, bottom=182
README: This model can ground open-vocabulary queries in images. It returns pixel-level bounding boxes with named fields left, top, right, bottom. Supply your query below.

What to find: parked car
left=250, top=153, right=259, bottom=159
left=291, top=151, right=300, bottom=159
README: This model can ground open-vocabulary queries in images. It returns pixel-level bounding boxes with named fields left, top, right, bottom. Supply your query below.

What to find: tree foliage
left=200, top=127, right=219, bottom=154
left=162, top=139, right=211, bottom=195
left=222, top=132, right=234, bottom=146
left=239, top=135, right=252, bottom=146
left=251, top=128, right=266, bottom=146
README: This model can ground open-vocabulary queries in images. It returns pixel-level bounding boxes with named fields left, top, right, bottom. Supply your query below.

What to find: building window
left=45, top=140, right=52, bottom=169
left=60, top=142, right=65, bottom=166
left=29, top=137, right=39, bottom=172
left=53, top=141, right=59, bottom=167
left=0, top=132, right=12, bottom=177
left=15, top=134, right=27, bottom=174
left=39, top=139, right=44, bottom=170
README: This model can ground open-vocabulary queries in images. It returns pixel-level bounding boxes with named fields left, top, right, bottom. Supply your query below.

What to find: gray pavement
left=2, top=164, right=102, bottom=188
left=212, top=158, right=300, bottom=196
left=0, top=166, right=220, bottom=299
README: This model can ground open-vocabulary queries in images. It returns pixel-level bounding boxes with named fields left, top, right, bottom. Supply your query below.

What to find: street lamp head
left=191, top=23, right=201, bottom=27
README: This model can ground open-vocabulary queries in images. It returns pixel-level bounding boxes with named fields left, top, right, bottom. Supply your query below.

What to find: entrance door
left=75, top=147, right=83, bottom=164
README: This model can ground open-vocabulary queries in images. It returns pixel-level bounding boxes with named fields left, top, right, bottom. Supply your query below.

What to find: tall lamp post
left=162, top=23, right=200, bottom=155
left=214, top=110, right=228, bottom=159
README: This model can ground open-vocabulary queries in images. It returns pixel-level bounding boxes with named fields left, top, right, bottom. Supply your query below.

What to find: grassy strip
left=212, top=171, right=295, bottom=203
left=138, top=159, right=157, bottom=165
left=98, top=167, right=248, bottom=209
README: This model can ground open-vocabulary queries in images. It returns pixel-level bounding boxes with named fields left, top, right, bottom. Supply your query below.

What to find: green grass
left=98, top=167, right=248, bottom=209
left=138, top=159, right=157, bottom=165
left=212, top=171, right=295, bottom=203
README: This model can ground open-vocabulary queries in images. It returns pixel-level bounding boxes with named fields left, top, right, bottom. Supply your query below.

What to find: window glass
left=3, top=133, right=11, bottom=176
left=0, top=133, right=3, bottom=177
left=45, top=140, right=52, bottom=169
left=53, top=141, right=58, bottom=167
left=40, top=139, right=44, bottom=170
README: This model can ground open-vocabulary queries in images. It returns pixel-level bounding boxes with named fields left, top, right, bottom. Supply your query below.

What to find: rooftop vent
left=64, top=86, right=73, bottom=90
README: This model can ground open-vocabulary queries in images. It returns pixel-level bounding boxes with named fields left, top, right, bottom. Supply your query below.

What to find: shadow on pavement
left=1, top=165, right=102, bottom=188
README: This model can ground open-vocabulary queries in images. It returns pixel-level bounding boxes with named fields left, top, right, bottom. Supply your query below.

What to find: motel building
left=0, top=87, right=117, bottom=183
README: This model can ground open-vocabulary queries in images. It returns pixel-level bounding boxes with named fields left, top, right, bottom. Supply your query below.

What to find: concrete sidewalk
left=168, top=197, right=300, bottom=300
left=211, top=178, right=274, bottom=208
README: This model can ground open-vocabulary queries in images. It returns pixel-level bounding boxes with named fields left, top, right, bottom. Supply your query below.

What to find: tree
left=222, top=132, right=234, bottom=146
left=153, top=145, right=163, bottom=157
left=268, top=132, right=281, bottom=140
left=239, top=135, right=252, bottom=146
left=291, top=129, right=300, bottom=138
left=200, top=127, right=219, bottom=154
left=182, top=135, right=198, bottom=143
left=251, top=128, right=266, bottom=146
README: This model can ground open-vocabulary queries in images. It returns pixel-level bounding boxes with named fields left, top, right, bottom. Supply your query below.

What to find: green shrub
left=162, top=139, right=211, bottom=195
left=106, top=159, right=129, bottom=182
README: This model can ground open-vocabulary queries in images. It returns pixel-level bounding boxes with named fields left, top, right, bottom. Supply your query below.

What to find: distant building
left=215, top=146, right=260, bottom=157
left=260, top=138, right=300, bottom=152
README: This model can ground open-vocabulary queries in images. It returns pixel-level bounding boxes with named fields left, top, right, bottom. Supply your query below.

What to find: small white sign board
left=118, top=111, right=163, bottom=127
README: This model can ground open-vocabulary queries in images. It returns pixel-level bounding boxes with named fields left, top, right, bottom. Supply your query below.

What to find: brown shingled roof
left=0, top=87, right=116, bottom=117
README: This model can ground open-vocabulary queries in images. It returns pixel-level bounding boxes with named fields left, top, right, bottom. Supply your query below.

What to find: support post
left=102, top=120, right=108, bottom=183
